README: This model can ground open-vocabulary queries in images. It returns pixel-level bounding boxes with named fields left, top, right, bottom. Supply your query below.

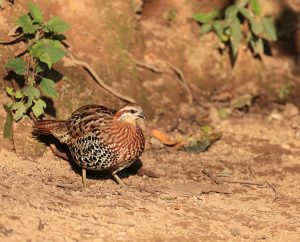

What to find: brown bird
left=34, top=103, right=145, bottom=188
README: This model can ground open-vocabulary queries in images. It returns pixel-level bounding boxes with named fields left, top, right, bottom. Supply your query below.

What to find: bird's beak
left=138, top=112, right=146, bottom=119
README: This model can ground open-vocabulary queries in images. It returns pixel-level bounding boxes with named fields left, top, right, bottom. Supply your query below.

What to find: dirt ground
left=1, top=0, right=300, bottom=241
left=1, top=111, right=300, bottom=241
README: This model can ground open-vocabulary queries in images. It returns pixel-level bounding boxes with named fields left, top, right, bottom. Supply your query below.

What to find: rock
left=268, top=112, right=283, bottom=121
left=282, top=103, right=299, bottom=118
left=13, top=118, right=47, bottom=159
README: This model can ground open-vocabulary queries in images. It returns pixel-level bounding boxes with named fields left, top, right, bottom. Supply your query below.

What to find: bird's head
left=114, top=103, right=145, bottom=124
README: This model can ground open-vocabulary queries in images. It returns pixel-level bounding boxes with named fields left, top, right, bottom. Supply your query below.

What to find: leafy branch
left=2, top=2, right=69, bottom=139
left=193, top=0, right=277, bottom=63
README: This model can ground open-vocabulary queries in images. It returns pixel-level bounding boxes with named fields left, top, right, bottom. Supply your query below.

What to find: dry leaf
left=151, top=129, right=181, bottom=146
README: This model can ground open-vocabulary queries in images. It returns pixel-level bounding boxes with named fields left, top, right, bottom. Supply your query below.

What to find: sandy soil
left=1, top=112, right=300, bottom=242
left=1, top=1, right=300, bottom=241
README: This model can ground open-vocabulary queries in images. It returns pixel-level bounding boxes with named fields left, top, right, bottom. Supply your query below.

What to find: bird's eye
left=130, top=109, right=136, bottom=113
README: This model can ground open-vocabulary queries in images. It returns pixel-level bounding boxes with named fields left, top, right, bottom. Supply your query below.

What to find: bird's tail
left=34, top=120, right=67, bottom=135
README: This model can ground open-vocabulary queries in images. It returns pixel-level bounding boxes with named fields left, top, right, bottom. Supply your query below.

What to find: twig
left=202, top=169, right=265, bottom=186
left=44, top=182, right=74, bottom=189
left=128, top=53, right=196, bottom=105
left=266, top=182, right=280, bottom=202
left=167, top=63, right=194, bottom=105
left=0, top=36, right=23, bottom=45
left=248, top=155, right=280, bottom=201
left=128, top=53, right=163, bottom=73
left=202, top=169, right=222, bottom=184
left=218, top=178, right=265, bottom=186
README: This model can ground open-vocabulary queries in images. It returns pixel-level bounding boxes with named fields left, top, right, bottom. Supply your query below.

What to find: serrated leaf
left=6, top=100, right=13, bottom=108
left=15, top=90, right=24, bottom=99
left=3, top=104, right=13, bottom=140
left=229, top=17, right=243, bottom=57
left=28, top=2, right=43, bottom=23
left=44, top=39, right=62, bottom=48
left=250, top=19, right=264, bottom=35
left=250, top=38, right=264, bottom=55
left=213, top=21, right=227, bottom=41
left=11, top=102, right=26, bottom=121
left=256, top=38, right=264, bottom=54
left=39, top=78, right=57, bottom=97
left=23, top=86, right=40, bottom=107
left=32, top=99, right=46, bottom=118
left=29, top=40, right=65, bottom=68
left=6, top=58, right=26, bottom=75
left=262, top=17, right=277, bottom=41
left=239, top=8, right=253, bottom=20
left=225, top=5, right=238, bottom=20
left=6, top=87, right=14, bottom=96
left=251, top=0, right=261, bottom=16
left=192, top=9, right=219, bottom=24
left=16, top=14, right=38, bottom=34
left=200, top=23, right=212, bottom=34
left=45, top=16, right=69, bottom=33
left=235, top=0, right=249, bottom=9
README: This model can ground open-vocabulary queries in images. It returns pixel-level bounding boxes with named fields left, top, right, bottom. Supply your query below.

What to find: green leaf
left=218, top=107, right=232, bottom=119
left=11, top=102, right=26, bottom=121
left=23, top=86, right=40, bottom=107
left=200, top=23, right=212, bottom=34
left=250, top=38, right=264, bottom=55
left=6, top=58, right=26, bottom=75
left=192, top=9, right=219, bottom=24
left=3, top=104, right=13, bottom=140
left=257, top=38, right=264, bottom=53
left=6, top=100, right=13, bottom=108
left=28, top=2, right=43, bottom=23
left=39, top=78, right=57, bottom=98
left=32, top=99, right=46, bottom=118
left=6, top=87, right=14, bottom=96
left=29, top=40, right=65, bottom=68
left=45, top=16, right=69, bottom=33
left=251, top=0, right=261, bottom=16
left=239, top=8, right=253, bottom=20
left=225, top=5, right=238, bottom=20
left=229, top=17, right=243, bottom=57
left=262, top=17, right=277, bottom=41
left=213, top=21, right=227, bottom=41
left=250, top=20, right=264, bottom=35
left=16, top=14, right=38, bottom=34
left=235, top=0, right=249, bottom=9
left=230, top=93, right=253, bottom=109
left=15, top=90, right=24, bottom=99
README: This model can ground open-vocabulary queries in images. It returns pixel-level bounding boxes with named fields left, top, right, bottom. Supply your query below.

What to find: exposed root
left=60, top=39, right=135, bottom=104
left=202, top=168, right=265, bottom=186
left=128, top=53, right=196, bottom=105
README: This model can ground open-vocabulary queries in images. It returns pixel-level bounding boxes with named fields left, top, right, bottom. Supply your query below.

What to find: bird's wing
left=67, top=105, right=117, bottom=138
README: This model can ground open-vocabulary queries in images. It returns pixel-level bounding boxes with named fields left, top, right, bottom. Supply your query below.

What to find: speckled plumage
left=34, top=103, right=145, bottom=188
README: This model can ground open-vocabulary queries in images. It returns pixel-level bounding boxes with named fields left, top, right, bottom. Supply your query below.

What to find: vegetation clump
left=193, top=0, right=277, bottom=61
left=3, top=2, right=69, bottom=139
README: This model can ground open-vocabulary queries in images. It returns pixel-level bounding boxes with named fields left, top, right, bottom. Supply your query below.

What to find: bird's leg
left=82, top=168, right=87, bottom=189
left=112, top=167, right=127, bottom=188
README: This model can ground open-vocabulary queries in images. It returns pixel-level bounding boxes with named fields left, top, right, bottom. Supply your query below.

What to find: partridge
left=34, top=103, right=145, bottom=188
